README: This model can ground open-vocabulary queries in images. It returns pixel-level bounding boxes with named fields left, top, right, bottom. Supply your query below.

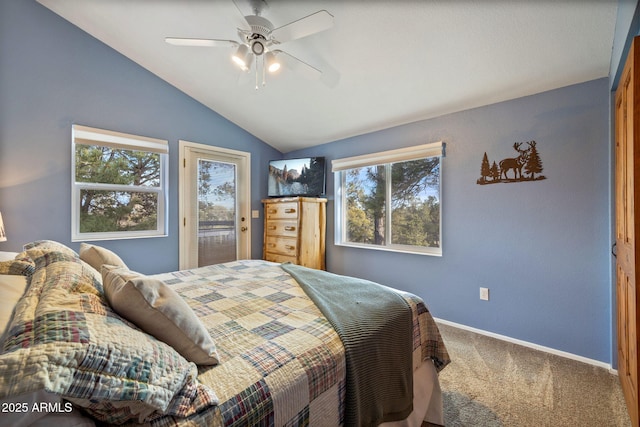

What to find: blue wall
left=0, top=0, right=281, bottom=273
left=290, top=79, right=612, bottom=363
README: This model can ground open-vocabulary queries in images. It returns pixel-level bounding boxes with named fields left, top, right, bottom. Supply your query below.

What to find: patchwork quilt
left=0, top=240, right=450, bottom=426
left=150, top=260, right=450, bottom=427
left=0, top=241, right=218, bottom=425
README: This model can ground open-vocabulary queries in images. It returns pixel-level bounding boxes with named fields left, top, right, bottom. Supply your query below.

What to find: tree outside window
left=334, top=142, right=443, bottom=256
left=72, top=125, right=168, bottom=241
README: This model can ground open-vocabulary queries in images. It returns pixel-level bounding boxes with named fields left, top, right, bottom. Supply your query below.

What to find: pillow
left=0, top=274, right=27, bottom=336
left=24, top=241, right=103, bottom=293
left=101, top=265, right=219, bottom=365
left=23, top=239, right=78, bottom=258
left=79, top=243, right=128, bottom=271
left=0, top=241, right=219, bottom=424
left=0, top=253, right=33, bottom=340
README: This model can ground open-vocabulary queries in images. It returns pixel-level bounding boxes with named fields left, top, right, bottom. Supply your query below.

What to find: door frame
left=178, top=140, right=251, bottom=269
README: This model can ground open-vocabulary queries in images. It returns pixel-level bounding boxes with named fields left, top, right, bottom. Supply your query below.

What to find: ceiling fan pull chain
left=262, top=55, right=267, bottom=87
left=255, top=60, right=259, bottom=90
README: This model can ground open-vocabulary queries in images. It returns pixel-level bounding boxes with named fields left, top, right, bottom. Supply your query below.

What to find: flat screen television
left=268, top=157, right=326, bottom=197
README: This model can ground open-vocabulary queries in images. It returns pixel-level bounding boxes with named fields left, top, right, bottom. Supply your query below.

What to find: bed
left=0, top=240, right=450, bottom=426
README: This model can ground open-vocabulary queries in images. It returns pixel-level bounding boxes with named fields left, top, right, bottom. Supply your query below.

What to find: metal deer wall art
left=477, top=141, right=545, bottom=185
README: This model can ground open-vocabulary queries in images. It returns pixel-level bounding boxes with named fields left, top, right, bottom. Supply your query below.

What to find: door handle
left=241, top=226, right=248, bottom=232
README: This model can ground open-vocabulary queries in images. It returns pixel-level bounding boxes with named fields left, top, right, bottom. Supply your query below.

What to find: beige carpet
left=435, top=322, right=631, bottom=427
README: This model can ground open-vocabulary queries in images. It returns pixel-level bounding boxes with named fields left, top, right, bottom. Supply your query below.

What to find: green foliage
left=198, top=201, right=234, bottom=222
left=78, top=190, right=158, bottom=233
left=75, top=145, right=161, bottom=233
left=197, top=160, right=236, bottom=223
left=391, top=158, right=439, bottom=207
left=345, top=157, right=440, bottom=248
left=346, top=169, right=375, bottom=243
left=298, top=157, right=325, bottom=195
left=391, top=196, right=440, bottom=247
left=76, top=145, right=160, bottom=186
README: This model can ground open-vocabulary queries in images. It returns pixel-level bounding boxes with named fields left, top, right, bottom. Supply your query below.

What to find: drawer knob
left=284, top=226, right=296, bottom=231
left=268, top=226, right=276, bottom=230
left=268, top=209, right=277, bottom=214
left=284, top=208, right=296, bottom=213
left=285, top=245, right=296, bottom=250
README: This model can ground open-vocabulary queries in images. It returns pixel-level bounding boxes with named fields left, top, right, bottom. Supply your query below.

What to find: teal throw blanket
left=281, top=263, right=413, bottom=426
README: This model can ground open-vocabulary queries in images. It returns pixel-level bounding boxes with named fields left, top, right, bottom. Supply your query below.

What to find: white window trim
left=71, top=124, right=169, bottom=242
left=331, top=142, right=444, bottom=172
left=333, top=141, right=444, bottom=256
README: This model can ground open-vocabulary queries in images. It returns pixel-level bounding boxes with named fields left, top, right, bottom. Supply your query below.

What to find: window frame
left=71, top=124, right=169, bottom=242
left=332, top=141, right=444, bottom=256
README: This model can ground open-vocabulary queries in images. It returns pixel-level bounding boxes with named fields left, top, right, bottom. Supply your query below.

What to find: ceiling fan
left=165, top=0, right=335, bottom=89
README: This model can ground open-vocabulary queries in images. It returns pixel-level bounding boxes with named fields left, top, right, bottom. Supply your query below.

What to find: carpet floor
left=435, top=322, right=631, bottom=427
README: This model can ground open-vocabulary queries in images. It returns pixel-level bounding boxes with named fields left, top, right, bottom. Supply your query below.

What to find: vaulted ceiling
left=37, top=0, right=618, bottom=153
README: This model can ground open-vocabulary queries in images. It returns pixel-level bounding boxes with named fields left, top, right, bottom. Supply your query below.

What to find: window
left=333, top=142, right=444, bottom=256
left=72, top=125, right=168, bottom=241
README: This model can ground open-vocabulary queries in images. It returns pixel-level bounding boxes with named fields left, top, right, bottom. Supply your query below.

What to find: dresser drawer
left=265, top=220, right=298, bottom=237
left=264, top=252, right=297, bottom=264
left=265, top=236, right=297, bottom=256
left=265, top=202, right=298, bottom=220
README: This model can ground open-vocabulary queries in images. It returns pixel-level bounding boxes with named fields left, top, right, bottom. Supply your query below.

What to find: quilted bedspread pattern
left=149, top=260, right=346, bottom=426
left=0, top=241, right=218, bottom=425
left=0, top=241, right=449, bottom=427
left=149, top=260, right=450, bottom=427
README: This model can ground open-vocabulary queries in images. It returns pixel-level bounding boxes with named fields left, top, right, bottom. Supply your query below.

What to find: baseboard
left=434, top=318, right=615, bottom=373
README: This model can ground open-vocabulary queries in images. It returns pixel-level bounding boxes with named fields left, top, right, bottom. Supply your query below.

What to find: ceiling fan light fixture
left=232, top=44, right=252, bottom=71
left=251, top=39, right=266, bottom=56
left=266, top=51, right=281, bottom=73
left=167, top=6, right=335, bottom=86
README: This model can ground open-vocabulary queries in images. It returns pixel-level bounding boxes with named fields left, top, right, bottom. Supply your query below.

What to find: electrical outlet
left=480, top=287, right=489, bottom=301
left=251, top=210, right=260, bottom=219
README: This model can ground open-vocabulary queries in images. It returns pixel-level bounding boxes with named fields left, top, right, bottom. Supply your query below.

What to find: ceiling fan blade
left=271, top=10, right=334, bottom=44
left=165, top=37, right=239, bottom=48
left=274, top=50, right=340, bottom=88
left=275, top=50, right=322, bottom=81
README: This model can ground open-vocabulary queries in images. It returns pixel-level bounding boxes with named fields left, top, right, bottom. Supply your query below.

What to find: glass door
left=179, top=141, right=250, bottom=269
left=196, top=158, right=238, bottom=266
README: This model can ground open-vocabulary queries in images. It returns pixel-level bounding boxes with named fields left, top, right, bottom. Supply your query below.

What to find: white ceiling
left=36, top=0, right=618, bottom=153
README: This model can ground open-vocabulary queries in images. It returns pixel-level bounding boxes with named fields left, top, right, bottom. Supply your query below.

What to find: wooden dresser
left=262, top=197, right=327, bottom=270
